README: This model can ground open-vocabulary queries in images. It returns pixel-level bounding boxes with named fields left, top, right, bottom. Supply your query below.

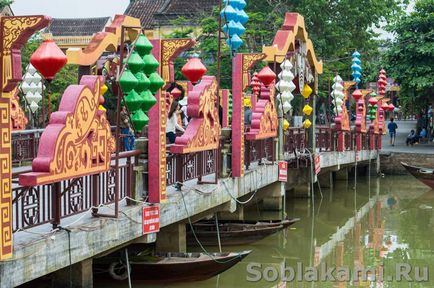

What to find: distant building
left=42, top=17, right=111, bottom=49
left=125, top=0, right=219, bottom=38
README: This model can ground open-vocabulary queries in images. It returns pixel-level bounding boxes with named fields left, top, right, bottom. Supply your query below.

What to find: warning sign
left=143, top=206, right=160, bottom=234
left=278, top=161, right=288, bottom=182
left=314, top=155, right=321, bottom=175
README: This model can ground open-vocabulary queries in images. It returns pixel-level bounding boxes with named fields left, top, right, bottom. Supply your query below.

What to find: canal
left=96, top=174, right=434, bottom=287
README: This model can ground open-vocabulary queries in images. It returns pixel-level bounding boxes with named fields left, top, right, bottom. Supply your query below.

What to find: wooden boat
left=97, top=250, right=251, bottom=282
left=401, top=162, right=434, bottom=189
left=187, top=218, right=300, bottom=246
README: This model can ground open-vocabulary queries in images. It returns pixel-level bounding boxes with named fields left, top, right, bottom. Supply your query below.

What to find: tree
left=0, top=0, right=13, bottom=10
left=385, top=0, right=434, bottom=113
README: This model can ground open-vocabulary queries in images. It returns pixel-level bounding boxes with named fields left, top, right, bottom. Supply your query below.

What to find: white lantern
left=279, top=70, right=294, bottom=82
left=288, top=81, right=296, bottom=92
left=35, top=82, right=43, bottom=94
left=281, top=91, right=293, bottom=103
left=33, top=92, right=42, bottom=104
left=32, top=72, right=42, bottom=83
left=280, top=59, right=293, bottom=70
left=23, top=72, right=34, bottom=84
left=30, top=101, right=39, bottom=113
left=276, top=80, right=290, bottom=92
left=28, top=82, right=38, bottom=93
left=27, top=64, right=37, bottom=75
left=21, top=82, right=31, bottom=94
left=283, top=101, right=291, bottom=113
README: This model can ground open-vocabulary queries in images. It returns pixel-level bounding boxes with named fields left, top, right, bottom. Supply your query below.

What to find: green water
left=97, top=175, right=434, bottom=288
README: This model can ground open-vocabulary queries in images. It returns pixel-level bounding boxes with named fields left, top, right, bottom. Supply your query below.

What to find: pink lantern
left=368, top=97, right=378, bottom=105
left=388, top=103, right=395, bottom=111
left=171, top=87, right=182, bottom=99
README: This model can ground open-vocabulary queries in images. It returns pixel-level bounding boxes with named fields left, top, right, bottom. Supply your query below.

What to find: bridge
left=0, top=12, right=387, bottom=288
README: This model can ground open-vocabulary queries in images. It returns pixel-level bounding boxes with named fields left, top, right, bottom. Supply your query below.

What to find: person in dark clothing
left=406, top=130, right=418, bottom=146
left=120, top=106, right=135, bottom=151
left=387, top=118, right=398, bottom=146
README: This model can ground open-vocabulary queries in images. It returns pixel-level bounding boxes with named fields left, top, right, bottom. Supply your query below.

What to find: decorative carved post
left=0, top=15, right=50, bottom=260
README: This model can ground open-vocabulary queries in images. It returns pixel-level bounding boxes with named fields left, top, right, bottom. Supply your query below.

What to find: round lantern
left=30, top=39, right=67, bottom=81
left=182, top=56, right=207, bottom=84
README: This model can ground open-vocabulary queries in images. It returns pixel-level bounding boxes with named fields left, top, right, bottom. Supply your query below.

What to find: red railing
left=284, top=128, right=306, bottom=153
left=12, top=150, right=139, bottom=232
left=244, top=138, right=275, bottom=170
left=316, top=127, right=336, bottom=152
left=166, top=147, right=218, bottom=187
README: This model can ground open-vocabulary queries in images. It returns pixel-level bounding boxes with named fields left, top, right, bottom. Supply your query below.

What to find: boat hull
left=401, top=162, right=434, bottom=189
left=187, top=218, right=299, bottom=246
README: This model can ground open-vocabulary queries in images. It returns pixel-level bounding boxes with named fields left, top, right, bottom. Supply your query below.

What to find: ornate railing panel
left=12, top=129, right=43, bottom=164
left=244, top=138, right=274, bottom=170
left=12, top=151, right=137, bottom=232
left=284, top=128, right=306, bottom=153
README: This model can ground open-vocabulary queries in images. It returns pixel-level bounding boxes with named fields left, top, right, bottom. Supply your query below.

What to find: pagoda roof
left=48, top=17, right=111, bottom=36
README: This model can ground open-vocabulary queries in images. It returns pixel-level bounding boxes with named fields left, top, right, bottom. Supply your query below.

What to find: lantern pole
left=215, top=0, right=223, bottom=183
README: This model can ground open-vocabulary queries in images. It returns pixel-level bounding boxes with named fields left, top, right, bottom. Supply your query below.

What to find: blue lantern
left=221, top=0, right=248, bottom=51
left=351, top=50, right=362, bottom=87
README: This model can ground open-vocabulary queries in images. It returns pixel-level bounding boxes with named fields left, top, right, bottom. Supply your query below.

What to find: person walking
left=120, top=106, right=135, bottom=151
left=166, top=100, right=185, bottom=144
left=387, top=117, right=398, bottom=146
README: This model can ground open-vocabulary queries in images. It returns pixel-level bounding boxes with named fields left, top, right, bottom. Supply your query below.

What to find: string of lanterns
left=301, top=84, right=313, bottom=128
left=220, top=0, right=249, bottom=51
left=276, top=59, right=296, bottom=114
left=21, top=64, right=43, bottom=113
left=331, top=75, right=344, bottom=116
left=351, top=50, right=362, bottom=88
left=119, top=34, right=162, bottom=132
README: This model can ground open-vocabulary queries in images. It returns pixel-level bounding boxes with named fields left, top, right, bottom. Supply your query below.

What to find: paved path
left=381, top=120, right=434, bottom=154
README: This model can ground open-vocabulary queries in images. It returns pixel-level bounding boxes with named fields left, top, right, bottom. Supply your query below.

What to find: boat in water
left=401, top=162, right=434, bottom=189
left=187, top=218, right=300, bottom=246
left=96, top=250, right=251, bottom=282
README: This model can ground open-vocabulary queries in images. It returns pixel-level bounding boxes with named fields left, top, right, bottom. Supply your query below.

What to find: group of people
left=387, top=117, right=431, bottom=147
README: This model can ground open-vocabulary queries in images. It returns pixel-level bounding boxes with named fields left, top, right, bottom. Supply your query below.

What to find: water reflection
left=96, top=174, right=434, bottom=288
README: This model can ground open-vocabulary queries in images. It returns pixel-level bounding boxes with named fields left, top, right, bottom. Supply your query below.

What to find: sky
left=11, top=0, right=130, bottom=18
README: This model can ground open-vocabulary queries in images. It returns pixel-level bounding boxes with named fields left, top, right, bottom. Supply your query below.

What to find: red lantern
left=352, top=90, right=362, bottom=101
left=171, top=87, right=182, bottom=99
left=381, top=102, right=389, bottom=111
left=257, top=66, right=276, bottom=87
left=368, top=98, right=378, bottom=105
left=181, top=57, right=207, bottom=84
left=251, top=72, right=261, bottom=95
left=30, top=39, right=67, bottom=81
left=388, top=103, right=395, bottom=111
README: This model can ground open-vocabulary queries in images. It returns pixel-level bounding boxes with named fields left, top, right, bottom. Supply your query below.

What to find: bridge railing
left=12, top=150, right=140, bottom=232
left=316, top=127, right=336, bottom=152
left=244, top=138, right=274, bottom=170
left=12, top=129, right=43, bottom=165
left=284, top=127, right=306, bottom=153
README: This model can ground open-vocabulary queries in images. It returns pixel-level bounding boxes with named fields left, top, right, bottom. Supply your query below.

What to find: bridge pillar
left=218, top=204, right=245, bottom=220
left=335, top=167, right=349, bottom=181
left=52, top=258, right=93, bottom=288
left=261, top=182, right=284, bottom=210
left=156, top=223, right=186, bottom=253
left=318, top=171, right=333, bottom=189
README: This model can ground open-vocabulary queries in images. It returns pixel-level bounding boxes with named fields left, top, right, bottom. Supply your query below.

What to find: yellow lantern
left=303, top=119, right=312, bottom=129
left=243, top=97, right=251, bottom=107
left=100, top=84, right=108, bottom=95
left=283, top=119, right=290, bottom=131
left=98, top=105, right=107, bottom=112
left=303, top=104, right=313, bottom=116
left=301, top=84, right=313, bottom=99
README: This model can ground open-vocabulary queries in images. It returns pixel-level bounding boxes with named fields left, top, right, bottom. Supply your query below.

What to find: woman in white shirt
left=166, top=100, right=185, bottom=144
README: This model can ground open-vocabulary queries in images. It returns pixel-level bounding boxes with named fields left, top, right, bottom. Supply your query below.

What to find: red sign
left=143, top=206, right=160, bottom=234
left=314, top=155, right=321, bottom=175
left=278, top=161, right=288, bottom=182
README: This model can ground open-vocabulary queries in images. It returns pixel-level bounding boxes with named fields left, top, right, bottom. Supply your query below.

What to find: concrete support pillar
left=156, top=223, right=186, bottom=253
left=335, top=167, right=349, bottom=181
left=293, top=182, right=311, bottom=198
left=259, top=182, right=284, bottom=211
left=218, top=204, right=244, bottom=220
left=318, top=171, right=333, bottom=189
left=52, top=258, right=93, bottom=288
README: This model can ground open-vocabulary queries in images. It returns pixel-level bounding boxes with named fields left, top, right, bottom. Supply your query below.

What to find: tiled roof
left=48, top=17, right=110, bottom=36
left=124, top=0, right=168, bottom=29
left=155, top=0, right=219, bottom=26
left=125, top=0, right=219, bottom=28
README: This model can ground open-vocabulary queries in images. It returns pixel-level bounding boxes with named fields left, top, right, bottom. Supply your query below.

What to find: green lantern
left=142, top=54, right=160, bottom=75
left=142, top=90, right=157, bottom=111
left=119, top=69, right=138, bottom=93
left=125, top=89, right=144, bottom=111
left=148, top=72, right=165, bottom=93
left=228, top=93, right=233, bottom=117
left=127, top=51, right=145, bottom=73
left=135, top=34, right=153, bottom=56
left=132, top=109, right=149, bottom=131
left=135, top=72, right=150, bottom=92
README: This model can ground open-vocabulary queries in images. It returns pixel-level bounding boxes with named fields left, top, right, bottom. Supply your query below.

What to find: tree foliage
left=385, top=0, right=434, bottom=111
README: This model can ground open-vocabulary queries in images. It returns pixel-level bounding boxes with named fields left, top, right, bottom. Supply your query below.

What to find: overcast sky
left=11, top=0, right=130, bottom=18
